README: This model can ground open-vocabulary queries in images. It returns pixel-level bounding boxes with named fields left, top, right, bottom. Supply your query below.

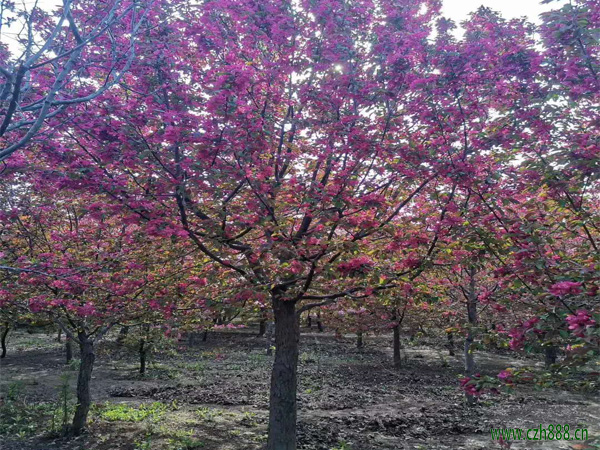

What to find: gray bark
left=266, top=298, right=299, bottom=450
left=71, top=334, right=94, bottom=435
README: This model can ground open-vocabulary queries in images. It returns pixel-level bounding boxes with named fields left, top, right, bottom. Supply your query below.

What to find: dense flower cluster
left=566, top=310, right=597, bottom=337
left=548, top=281, right=583, bottom=297
left=337, top=256, right=375, bottom=277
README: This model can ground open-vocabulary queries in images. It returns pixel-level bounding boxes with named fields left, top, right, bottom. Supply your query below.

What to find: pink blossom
left=337, top=256, right=374, bottom=276
left=497, top=369, right=513, bottom=382
left=289, top=260, right=304, bottom=275
left=51, top=280, right=71, bottom=290
left=459, top=377, right=481, bottom=397
left=508, top=328, right=525, bottom=350
left=548, top=281, right=582, bottom=297
left=149, top=300, right=161, bottom=310
left=523, top=317, right=539, bottom=330
left=77, top=303, right=97, bottom=317
left=566, top=310, right=597, bottom=337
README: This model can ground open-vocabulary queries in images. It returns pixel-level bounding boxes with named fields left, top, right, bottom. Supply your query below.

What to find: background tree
left=0, top=176, right=197, bottom=434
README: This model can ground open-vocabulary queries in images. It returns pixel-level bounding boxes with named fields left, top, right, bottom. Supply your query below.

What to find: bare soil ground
left=0, top=329, right=598, bottom=450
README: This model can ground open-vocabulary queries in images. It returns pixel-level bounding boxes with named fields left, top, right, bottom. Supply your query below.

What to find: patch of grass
left=181, top=361, right=207, bottom=373
left=47, top=373, right=76, bottom=436
left=0, top=401, right=55, bottom=437
left=95, top=402, right=168, bottom=422
left=195, top=407, right=223, bottom=422
left=331, top=440, right=353, bottom=450
left=251, top=433, right=268, bottom=443
left=0, top=382, right=55, bottom=438
left=67, top=358, right=80, bottom=371
left=164, top=428, right=205, bottom=450
left=299, top=351, right=318, bottom=365
left=168, top=435, right=205, bottom=449
left=238, top=411, right=258, bottom=427
left=134, top=434, right=154, bottom=450
left=5, top=380, right=25, bottom=400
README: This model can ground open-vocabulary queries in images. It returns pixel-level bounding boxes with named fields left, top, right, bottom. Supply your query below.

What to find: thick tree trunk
left=393, top=324, right=401, bottom=369
left=356, top=331, right=363, bottom=348
left=72, top=335, right=95, bottom=435
left=545, top=345, right=558, bottom=368
left=266, top=298, right=299, bottom=450
left=1, top=323, right=9, bottom=358
left=65, top=336, right=73, bottom=364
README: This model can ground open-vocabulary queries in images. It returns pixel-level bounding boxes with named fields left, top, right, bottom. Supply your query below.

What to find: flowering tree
left=4, top=0, right=599, bottom=448
left=28, top=0, right=554, bottom=446
left=0, top=176, right=197, bottom=434
left=463, top=0, right=600, bottom=387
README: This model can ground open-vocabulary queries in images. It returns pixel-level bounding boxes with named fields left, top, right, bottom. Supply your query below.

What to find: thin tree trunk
left=464, top=332, right=476, bottom=405
left=187, top=332, right=196, bottom=346
left=265, top=321, right=275, bottom=355
left=266, top=297, right=299, bottom=450
left=464, top=333, right=475, bottom=374
left=202, top=329, right=208, bottom=342
left=139, top=324, right=150, bottom=375
left=545, top=345, right=558, bottom=368
left=116, top=326, right=129, bottom=346
left=57, top=328, right=62, bottom=343
left=65, top=336, right=73, bottom=364
left=356, top=331, right=363, bottom=348
left=139, top=339, right=147, bottom=375
left=464, top=267, right=478, bottom=405
left=72, top=334, right=95, bottom=435
left=447, top=332, right=455, bottom=356
left=393, top=324, right=401, bottom=369
left=316, top=311, right=323, bottom=332
left=1, top=323, right=9, bottom=358
left=464, top=276, right=477, bottom=377
left=391, top=303, right=408, bottom=368
left=258, top=319, right=266, bottom=337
